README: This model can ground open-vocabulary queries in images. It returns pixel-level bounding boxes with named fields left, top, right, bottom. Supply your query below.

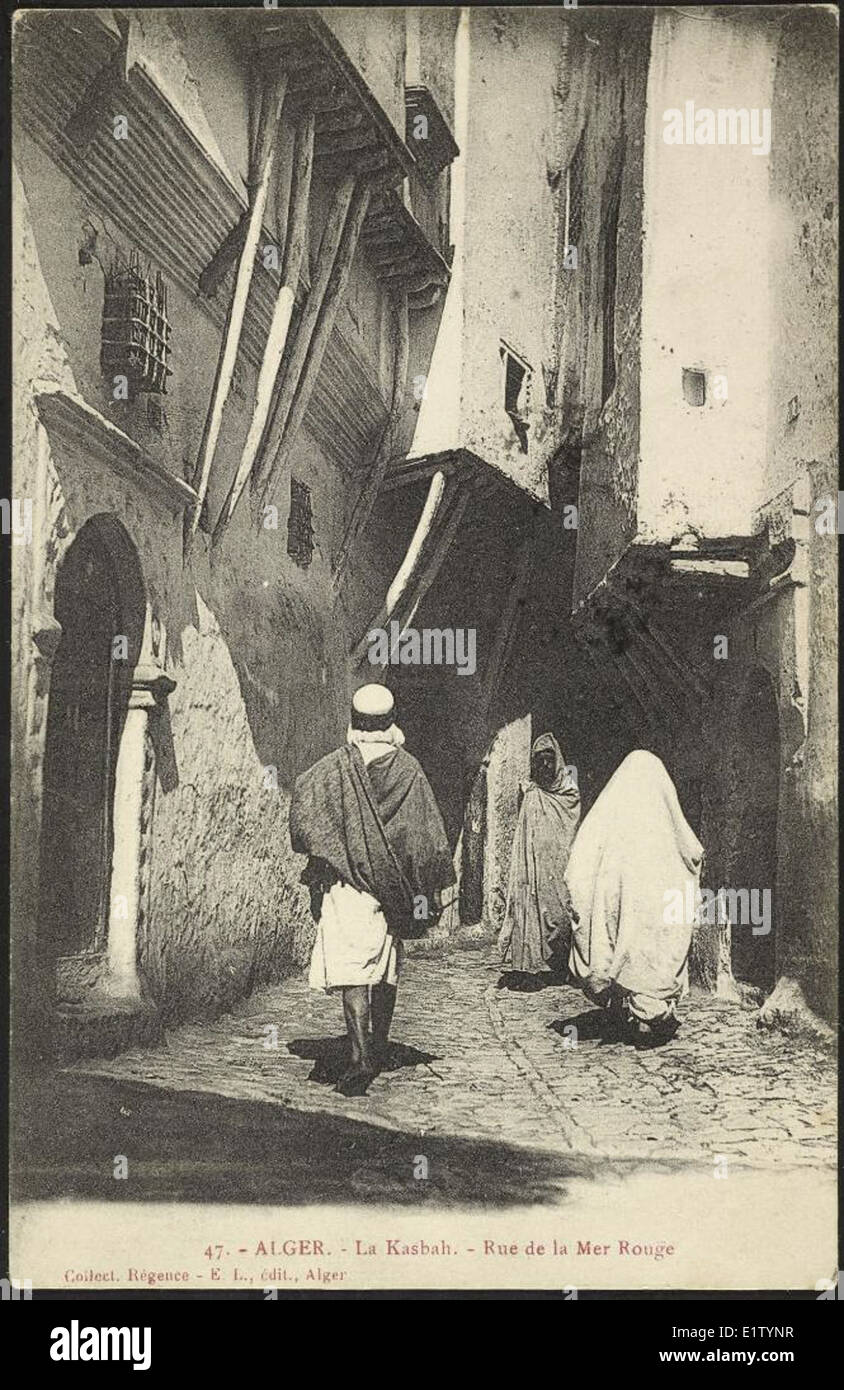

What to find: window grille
left=101, top=250, right=171, bottom=398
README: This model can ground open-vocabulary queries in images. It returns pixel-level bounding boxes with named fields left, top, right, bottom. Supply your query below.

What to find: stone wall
left=10, top=11, right=426, bottom=1051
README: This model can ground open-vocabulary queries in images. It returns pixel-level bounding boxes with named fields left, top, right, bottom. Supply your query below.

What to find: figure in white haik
left=565, top=750, right=704, bottom=1048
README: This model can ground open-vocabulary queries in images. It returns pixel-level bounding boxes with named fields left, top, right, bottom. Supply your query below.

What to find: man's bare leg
left=337, top=986, right=376, bottom=1094
left=371, top=982, right=397, bottom=1064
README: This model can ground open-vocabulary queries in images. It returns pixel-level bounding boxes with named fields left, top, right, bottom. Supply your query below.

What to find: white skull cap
left=352, top=683, right=394, bottom=716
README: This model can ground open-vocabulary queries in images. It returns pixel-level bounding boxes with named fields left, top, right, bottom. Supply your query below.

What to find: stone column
left=103, top=666, right=174, bottom=1000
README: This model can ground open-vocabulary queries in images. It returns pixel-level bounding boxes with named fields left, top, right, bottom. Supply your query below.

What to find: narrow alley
left=10, top=5, right=837, bottom=1297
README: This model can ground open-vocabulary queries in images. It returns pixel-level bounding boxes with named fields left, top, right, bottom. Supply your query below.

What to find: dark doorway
left=40, top=518, right=143, bottom=964
left=460, top=759, right=488, bottom=926
left=729, top=669, right=779, bottom=991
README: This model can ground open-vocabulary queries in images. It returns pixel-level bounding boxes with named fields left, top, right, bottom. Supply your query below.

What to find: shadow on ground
left=286, top=1035, right=441, bottom=1086
left=549, top=1009, right=631, bottom=1046
left=13, top=1069, right=612, bottom=1209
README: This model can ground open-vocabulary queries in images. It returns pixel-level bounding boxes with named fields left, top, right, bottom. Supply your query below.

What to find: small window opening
left=287, top=478, right=314, bottom=568
left=682, top=368, right=706, bottom=407
left=500, top=342, right=531, bottom=453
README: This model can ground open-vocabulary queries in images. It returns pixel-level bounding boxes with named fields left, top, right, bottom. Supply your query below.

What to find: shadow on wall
left=197, top=558, right=349, bottom=789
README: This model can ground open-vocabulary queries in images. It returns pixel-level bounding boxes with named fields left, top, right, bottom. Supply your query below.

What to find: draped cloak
left=566, top=750, right=704, bottom=1003
left=289, top=743, right=454, bottom=937
left=499, top=733, right=581, bottom=974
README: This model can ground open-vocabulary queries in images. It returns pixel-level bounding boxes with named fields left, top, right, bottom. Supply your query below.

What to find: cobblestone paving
left=69, top=946, right=836, bottom=1172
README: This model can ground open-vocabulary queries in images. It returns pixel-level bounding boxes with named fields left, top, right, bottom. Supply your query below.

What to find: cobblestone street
left=38, top=943, right=834, bottom=1190
left=12, top=942, right=836, bottom=1294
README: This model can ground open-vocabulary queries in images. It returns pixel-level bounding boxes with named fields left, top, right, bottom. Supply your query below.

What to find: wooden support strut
left=617, top=591, right=711, bottom=703
left=258, top=178, right=373, bottom=509
left=581, top=634, right=657, bottom=726
left=350, top=471, right=475, bottom=667
left=351, top=469, right=447, bottom=666
left=247, top=173, right=356, bottom=503
left=213, top=111, right=315, bottom=542
left=194, top=62, right=276, bottom=301
left=331, top=290, right=409, bottom=592
left=393, top=479, right=474, bottom=638
left=186, top=69, right=288, bottom=545
left=198, top=214, right=250, bottom=299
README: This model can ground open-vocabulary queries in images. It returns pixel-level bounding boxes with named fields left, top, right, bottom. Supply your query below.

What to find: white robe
left=566, top=751, right=703, bottom=1005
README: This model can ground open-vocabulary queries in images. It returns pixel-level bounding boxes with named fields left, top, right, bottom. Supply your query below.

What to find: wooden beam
left=408, top=280, right=448, bottom=310
left=288, top=88, right=347, bottom=115
left=578, top=627, right=659, bottom=726
left=198, top=212, right=250, bottom=298
left=246, top=61, right=261, bottom=173
left=393, top=479, right=473, bottom=635
left=64, top=14, right=139, bottom=152
left=301, top=10, right=417, bottom=184
left=326, top=130, right=381, bottom=154
left=185, top=70, right=288, bottom=547
left=249, top=173, right=356, bottom=500
left=332, top=290, right=409, bottom=591
left=361, top=478, right=476, bottom=673
left=213, top=111, right=315, bottom=542
left=618, top=592, right=711, bottom=702
left=316, top=109, right=365, bottom=136
left=351, top=471, right=481, bottom=668
left=257, top=179, right=372, bottom=507
left=351, top=469, right=448, bottom=665
left=316, top=150, right=391, bottom=179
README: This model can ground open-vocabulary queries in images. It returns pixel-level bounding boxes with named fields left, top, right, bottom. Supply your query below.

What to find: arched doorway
left=40, top=517, right=145, bottom=972
left=728, top=668, right=779, bottom=992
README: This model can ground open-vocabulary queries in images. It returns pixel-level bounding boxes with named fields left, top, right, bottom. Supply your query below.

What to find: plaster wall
left=10, top=12, right=427, bottom=1046
left=638, top=8, right=777, bottom=544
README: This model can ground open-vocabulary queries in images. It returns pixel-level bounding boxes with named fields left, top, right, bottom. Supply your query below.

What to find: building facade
left=11, top=5, right=837, bottom=1063
left=12, top=6, right=461, bottom=1057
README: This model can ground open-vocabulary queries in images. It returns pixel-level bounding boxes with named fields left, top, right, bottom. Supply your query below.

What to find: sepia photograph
left=6, top=2, right=838, bottom=1302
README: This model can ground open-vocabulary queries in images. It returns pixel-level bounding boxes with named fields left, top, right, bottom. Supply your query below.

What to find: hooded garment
left=499, top=733, right=581, bottom=974
left=566, top=750, right=704, bottom=1003
left=290, top=738, right=454, bottom=937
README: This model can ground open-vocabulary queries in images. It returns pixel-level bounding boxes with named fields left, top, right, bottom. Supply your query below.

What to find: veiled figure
left=566, top=749, right=704, bottom=1046
left=498, top=733, right=581, bottom=986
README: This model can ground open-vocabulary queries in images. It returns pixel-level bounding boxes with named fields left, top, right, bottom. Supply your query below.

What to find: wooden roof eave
left=247, top=10, right=417, bottom=190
